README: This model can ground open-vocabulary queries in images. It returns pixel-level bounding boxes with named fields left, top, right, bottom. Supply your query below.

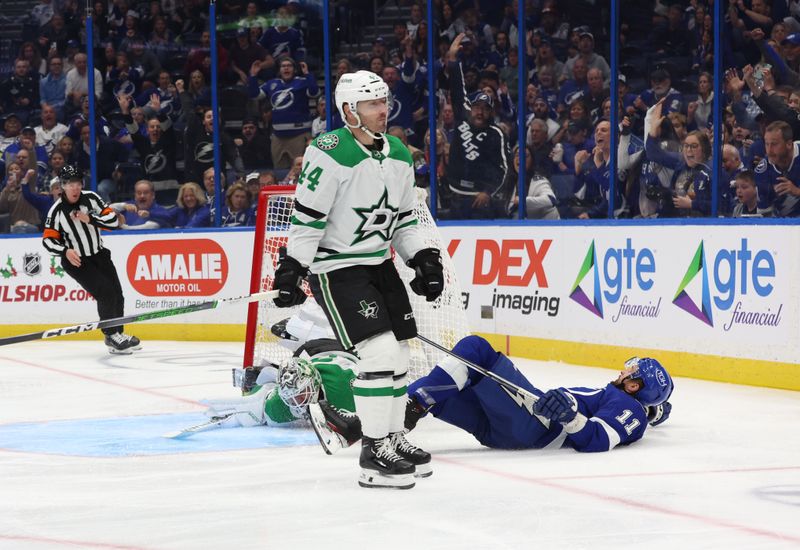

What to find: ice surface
left=0, top=340, right=798, bottom=550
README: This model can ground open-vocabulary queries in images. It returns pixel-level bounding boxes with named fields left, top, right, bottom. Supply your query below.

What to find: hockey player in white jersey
left=271, top=70, right=445, bottom=489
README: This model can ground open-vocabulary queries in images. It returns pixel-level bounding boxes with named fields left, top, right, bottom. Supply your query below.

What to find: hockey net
left=244, top=185, right=470, bottom=381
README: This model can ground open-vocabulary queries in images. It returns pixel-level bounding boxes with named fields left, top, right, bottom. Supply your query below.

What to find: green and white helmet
left=277, top=357, right=322, bottom=418
left=335, top=70, right=390, bottom=138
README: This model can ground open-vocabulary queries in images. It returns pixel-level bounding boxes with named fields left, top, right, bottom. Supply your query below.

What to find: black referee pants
left=62, top=248, right=125, bottom=336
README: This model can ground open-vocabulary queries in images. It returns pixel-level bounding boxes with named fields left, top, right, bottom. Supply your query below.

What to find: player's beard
left=365, top=117, right=387, bottom=135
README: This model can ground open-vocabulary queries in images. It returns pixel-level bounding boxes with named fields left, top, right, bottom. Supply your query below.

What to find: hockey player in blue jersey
left=405, top=335, right=673, bottom=452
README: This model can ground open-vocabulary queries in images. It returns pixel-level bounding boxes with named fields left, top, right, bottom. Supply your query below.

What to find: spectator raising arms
left=119, top=93, right=177, bottom=188
left=0, top=165, right=40, bottom=233
left=443, top=34, right=511, bottom=219
left=248, top=56, right=318, bottom=169
left=645, top=98, right=713, bottom=217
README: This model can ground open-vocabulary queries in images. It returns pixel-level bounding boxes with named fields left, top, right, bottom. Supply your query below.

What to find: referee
left=42, top=166, right=141, bottom=354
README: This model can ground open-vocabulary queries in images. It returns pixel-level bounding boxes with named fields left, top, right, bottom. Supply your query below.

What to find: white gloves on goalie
left=202, top=367, right=279, bottom=427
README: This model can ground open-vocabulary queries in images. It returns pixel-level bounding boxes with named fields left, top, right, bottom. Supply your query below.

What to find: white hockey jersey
left=287, top=127, right=426, bottom=273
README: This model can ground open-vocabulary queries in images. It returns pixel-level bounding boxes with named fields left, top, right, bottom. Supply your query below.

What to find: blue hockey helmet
left=623, top=357, right=673, bottom=407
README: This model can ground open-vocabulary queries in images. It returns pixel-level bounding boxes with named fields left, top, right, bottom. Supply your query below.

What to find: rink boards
left=0, top=221, right=797, bottom=390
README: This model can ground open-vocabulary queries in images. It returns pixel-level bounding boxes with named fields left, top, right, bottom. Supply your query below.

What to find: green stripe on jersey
left=313, top=248, right=389, bottom=262
left=290, top=215, right=326, bottom=229
left=394, top=219, right=418, bottom=230
left=318, top=273, right=352, bottom=349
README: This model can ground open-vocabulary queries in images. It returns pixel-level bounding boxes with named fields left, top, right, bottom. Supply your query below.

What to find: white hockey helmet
left=277, top=357, right=322, bottom=418
left=335, top=70, right=390, bottom=137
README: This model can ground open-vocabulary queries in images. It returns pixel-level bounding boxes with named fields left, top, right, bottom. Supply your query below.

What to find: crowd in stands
left=1, top=0, right=798, bottom=233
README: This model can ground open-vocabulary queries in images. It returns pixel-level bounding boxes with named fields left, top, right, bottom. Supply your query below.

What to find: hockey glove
left=407, top=248, right=444, bottom=302
left=647, top=401, right=672, bottom=427
left=272, top=247, right=308, bottom=308
left=533, top=389, right=579, bottom=424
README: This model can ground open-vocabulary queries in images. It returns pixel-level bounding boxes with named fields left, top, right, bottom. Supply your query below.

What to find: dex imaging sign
left=673, top=238, right=780, bottom=331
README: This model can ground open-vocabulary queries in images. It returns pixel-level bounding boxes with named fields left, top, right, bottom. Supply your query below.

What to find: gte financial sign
left=570, top=237, right=780, bottom=331
left=673, top=238, right=780, bottom=331
left=127, top=239, right=228, bottom=296
left=468, top=238, right=560, bottom=317
left=570, top=239, right=659, bottom=323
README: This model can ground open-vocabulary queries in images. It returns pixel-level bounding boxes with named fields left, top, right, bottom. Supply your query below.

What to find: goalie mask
left=335, top=70, right=391, bottom=139
left=620, top=357, right=673, bottom=407
left=278, top=357, right=322, bottom=417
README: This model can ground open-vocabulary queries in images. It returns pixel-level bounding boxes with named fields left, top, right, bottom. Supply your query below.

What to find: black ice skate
left=391, top=431, right=432, bottom=478
left=358, top=436, right=415, bottom=490
left=308, top=400, right=362, bottom=455
left=122, top=334, right=142, bottom=350
left=105, top=332, right=134, bottom=354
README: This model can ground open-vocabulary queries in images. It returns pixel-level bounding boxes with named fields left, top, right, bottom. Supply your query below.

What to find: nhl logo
left=23, top=253, right=41, bottom=276
left=317, top=134, right=339, bottom=151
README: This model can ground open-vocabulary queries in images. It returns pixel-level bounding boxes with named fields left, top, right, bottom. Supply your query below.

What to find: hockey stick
left=0, top=290, right=279, bottom=346
left=415, top=334, right=540, bottom=411
left=162, top=413, right=239, bottom=439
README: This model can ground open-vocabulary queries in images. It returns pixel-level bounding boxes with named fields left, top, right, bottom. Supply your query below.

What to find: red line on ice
left=437, top=457, right=800, bottom=544
left=0, top=534, right=152, bottom=549
left=0, top=355, right=202, bottom=406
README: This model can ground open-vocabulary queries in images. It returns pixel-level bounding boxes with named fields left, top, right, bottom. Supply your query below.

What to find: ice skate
left=105, top=332, right=134, bottom=354
left=391, top=432, right=432, bottom=478
left=358, top=436, right=415, bottom=489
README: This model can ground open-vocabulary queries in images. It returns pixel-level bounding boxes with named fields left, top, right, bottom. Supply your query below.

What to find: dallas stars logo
left=351, top=189, right=398, bottom=245
left=316, top=133, right=339, bottom=150
left=358, top=300, right=379, bottom=319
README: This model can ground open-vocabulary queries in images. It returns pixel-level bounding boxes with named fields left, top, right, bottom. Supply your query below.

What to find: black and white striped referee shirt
left=43, top=191, right=119, bottom=257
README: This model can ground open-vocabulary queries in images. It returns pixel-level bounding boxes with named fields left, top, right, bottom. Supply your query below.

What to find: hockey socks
left=352, top=372, right=395, bottom=437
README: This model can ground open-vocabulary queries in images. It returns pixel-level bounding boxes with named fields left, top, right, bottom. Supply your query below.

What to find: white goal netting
left=244, top=186, right=470, bottom=381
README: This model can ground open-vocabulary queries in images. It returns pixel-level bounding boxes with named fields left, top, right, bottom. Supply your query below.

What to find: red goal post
left=244, top=185, right=469, bottom=380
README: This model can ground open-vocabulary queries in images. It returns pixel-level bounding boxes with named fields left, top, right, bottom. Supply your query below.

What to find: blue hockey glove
left=533, top=389, right=578, bottom=424
left=272, top=247, right=308, bottom=308
left=647, top=401, right=672, bottom=427
left=407, top=248, right=444, bottom=302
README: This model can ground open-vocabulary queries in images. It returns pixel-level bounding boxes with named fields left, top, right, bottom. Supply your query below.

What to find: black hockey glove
left=647, top=401, right=672, bottom=427
left=407, top=248, right=444, bottom=302
left=272, top=247, right=308, bottom=308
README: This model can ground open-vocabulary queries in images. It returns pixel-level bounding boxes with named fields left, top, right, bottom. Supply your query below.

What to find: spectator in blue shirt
left=634, top=69, right=684, bottom=116
left=249, top=56, right=318, bottom=169
left=39, top=56, right=67, bottom=117
left=111, top=179, right=173, bottom=229
left=221, top=182, right=256, bottom=227
left=169, top=182, right=209, bottom=228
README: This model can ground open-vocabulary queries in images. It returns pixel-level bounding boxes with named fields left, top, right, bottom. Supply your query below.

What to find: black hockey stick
left=415, top=334, right=540, bottom=412
left=0, top=290, right=279, bottom=347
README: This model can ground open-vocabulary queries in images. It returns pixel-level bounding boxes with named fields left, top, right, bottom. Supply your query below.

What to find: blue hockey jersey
left=552, top=384, right=649, bottom=452
left=249, top=74, right=319, bottom=137
left=425, top=351, right=650, bottom=453
left=258, top=26, right=305, bottom=60
left=753, top=143, right=800, bottom=217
